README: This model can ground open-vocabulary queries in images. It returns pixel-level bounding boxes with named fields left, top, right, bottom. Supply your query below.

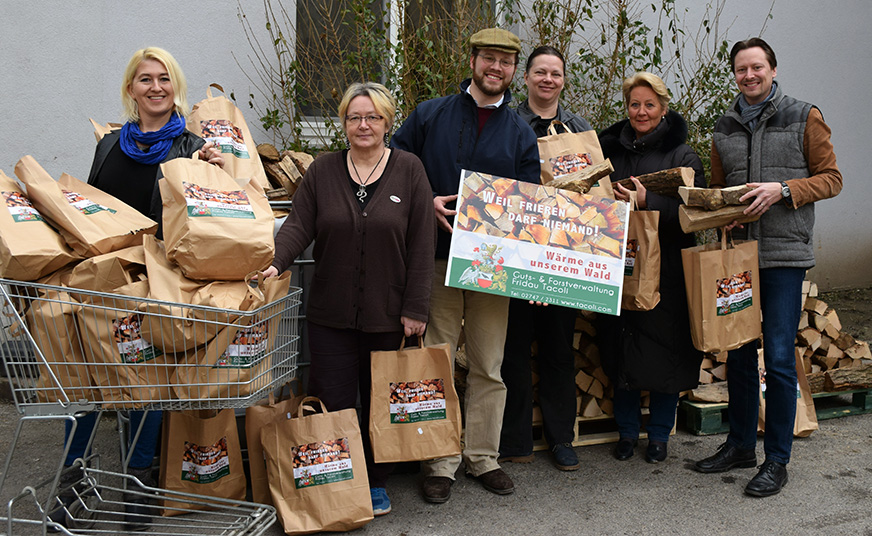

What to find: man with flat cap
left=392, top=27, right=539, bottom=503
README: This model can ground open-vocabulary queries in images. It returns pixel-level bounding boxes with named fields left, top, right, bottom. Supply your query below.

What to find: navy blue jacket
left=392, top=79, right=539, bottom=258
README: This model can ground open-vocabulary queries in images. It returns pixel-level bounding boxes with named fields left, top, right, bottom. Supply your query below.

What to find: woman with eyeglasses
left=262, top=82, right=435, bottom=517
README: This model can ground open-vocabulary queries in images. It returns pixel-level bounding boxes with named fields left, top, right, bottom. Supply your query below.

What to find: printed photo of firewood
left=389, top=379, right=445, bottom=403
left=716, top=271, right=753, bottom=298
left=182, top=181, right=251, bottom=206
left=455, top=171, right=626, bottom=259
left=549, top=152, right=593, bottom=179
left=200, top=119, right=245, bottom=145
left=292, top=438, right=351, bottom=468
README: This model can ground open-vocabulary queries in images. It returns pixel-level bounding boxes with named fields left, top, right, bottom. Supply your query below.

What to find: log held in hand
left=678, top=185, right=754, bottom=211
left=548, top=159, right=614, bottom=194
left=613, top=166, right=694, bottom=198
left=678, top=204, right=760, bottom=233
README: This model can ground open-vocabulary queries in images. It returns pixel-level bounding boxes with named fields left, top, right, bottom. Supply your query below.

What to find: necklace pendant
left=357, top=184, right=367, bottom=202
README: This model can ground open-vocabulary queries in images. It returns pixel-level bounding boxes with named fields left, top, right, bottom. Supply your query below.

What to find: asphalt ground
left=0, top=398, right=869, bottom=536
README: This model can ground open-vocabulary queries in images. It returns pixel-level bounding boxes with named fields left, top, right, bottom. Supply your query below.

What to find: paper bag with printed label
left=22, top=267, right=95, bottom=404
left=159, top=408, right=247, bottom=516
left=187, top=84, right=270, bottom=189
left=75, top=280, right=173, bottom=408
left=536, top=121, right=614, bottom=199
left=244, top=382, right=304, bottom=506
left=621, top=193, right=660, bottom=311
left=681, top=235, right=762, bottom=353
left=261, top=397, right=373, bottom=535
left=369, top=337, right=461, bottom=462
left=757, top=347, right=818, bottom=438
left=14, top=155, right=157, bottom=257
left=159, top=157, right=274, bottom=280
left=0, top=170, right=79, bottom=280
left=67, top=245, right=146, bottom=292
left=171, top=271, right=291, bottom=400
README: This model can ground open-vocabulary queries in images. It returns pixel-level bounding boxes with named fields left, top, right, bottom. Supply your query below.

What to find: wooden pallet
left=680, top=389, right=872, bottom=436
left=531, top=410, right=674, bottom=452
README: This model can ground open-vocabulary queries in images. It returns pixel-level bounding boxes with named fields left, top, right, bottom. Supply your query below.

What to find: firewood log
left=614, top=166, right=694, bottom=198
left=678, top=204, right=760, bottom=233
left=549, top=160, right=614, bottom=194
left=678, top=185, right=753, bottom=210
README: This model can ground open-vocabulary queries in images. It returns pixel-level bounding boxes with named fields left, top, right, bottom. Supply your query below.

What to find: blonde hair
left=622, top=72, right=670, bottom=110
left=338, top=82, right=397, bottom=131
left=121, top=47, right=190, bottom=123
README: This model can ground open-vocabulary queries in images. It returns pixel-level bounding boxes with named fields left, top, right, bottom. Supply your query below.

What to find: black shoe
left=613, top=438, right=637, bottom=461
left=47, top=466, right=97, bottom=533
left=693, top=442, right=757, bottom=473
left=745, top=460, right=788, bottom=497
left=645, top=440, right=667, bottom=463
left=550, top=443, right=580, bottom=471
left=123, top=467, right=156, bottom=531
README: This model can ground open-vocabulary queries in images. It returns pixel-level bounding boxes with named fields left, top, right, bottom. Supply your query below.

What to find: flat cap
left=469, top=28, right=521, bottom=55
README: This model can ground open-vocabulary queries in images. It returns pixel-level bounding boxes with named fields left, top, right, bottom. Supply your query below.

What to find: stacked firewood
left=256, top=143, right=313, bottom=205
left=797, top=281, right=871, bottom=393
left=691, top=279, right=871, bottom=401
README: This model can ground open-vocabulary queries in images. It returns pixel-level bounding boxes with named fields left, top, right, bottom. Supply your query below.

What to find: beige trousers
left=423, top=259, right=510, bottom=478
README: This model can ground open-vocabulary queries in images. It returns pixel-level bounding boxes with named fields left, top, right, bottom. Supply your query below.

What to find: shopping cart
left=0, top=277, right=301, bottom=535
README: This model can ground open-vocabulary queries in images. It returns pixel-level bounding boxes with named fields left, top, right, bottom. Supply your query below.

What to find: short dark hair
left=730, top=38, right=777, bottom=72
left=525, top=46, right=565, bottom=73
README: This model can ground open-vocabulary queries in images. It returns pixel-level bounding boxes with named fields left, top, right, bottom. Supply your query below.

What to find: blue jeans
left=613, top=388, right=679, bottom=443
left=64, top=411, right=162, bottom=469
left=726, top=267, right=805, bottom=465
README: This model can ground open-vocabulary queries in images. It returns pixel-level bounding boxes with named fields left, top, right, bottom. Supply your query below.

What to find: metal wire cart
left=0, top=278, right=302, bottom=535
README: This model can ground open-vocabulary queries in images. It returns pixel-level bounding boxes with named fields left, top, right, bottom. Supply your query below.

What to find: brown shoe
left=476, top=469, right=514, bottom=495
left=421, top=476, right=452, bottom=504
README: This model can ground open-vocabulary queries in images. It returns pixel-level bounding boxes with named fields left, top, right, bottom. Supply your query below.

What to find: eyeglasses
left=477, top=54, right=516, bottom=69
left=345, top=115, right=384, bottom=126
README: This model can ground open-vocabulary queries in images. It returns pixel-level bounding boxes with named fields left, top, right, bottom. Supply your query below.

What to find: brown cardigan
left=272, top=149, right=435, bottom=332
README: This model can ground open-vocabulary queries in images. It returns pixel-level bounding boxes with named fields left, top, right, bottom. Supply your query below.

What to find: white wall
left=2, top=1, right=869, bottom=289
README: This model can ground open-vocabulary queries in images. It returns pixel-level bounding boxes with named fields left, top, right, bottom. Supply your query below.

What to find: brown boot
left=475, top=468, right=514, bottom=495
left=421, top=476, right=452, bottom=504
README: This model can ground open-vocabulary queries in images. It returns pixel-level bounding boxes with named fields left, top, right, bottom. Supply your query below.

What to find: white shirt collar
left=466, top=85, right=504, bottom=109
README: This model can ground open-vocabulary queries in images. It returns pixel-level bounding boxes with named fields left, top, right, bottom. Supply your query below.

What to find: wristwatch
left=780, top=181, right=791, bottom=201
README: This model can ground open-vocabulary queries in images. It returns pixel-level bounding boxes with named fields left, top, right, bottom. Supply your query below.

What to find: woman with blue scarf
left=51, top=47, right=222, bottom=532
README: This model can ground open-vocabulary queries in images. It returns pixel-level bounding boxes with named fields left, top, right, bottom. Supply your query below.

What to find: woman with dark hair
left=498, top=46, right=592, bottom=472
left=53, top=47, right=222, bottom=532
left=597, top=71, right=704, bottom=464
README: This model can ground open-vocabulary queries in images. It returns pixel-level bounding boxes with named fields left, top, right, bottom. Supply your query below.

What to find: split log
left=699, top=368, right=713, bottom=384
left=688, top=382, right=729, bottom=403
left=797, top=311, right=809, bottom=330
left=834, top=333, right=857, bottom=351
left=812, top=353, right=838, bottom=371
left=549, top=159, right=614, bottom=194
left=256, top=143, right=281, bottom=162
left=845, top=341, right=872, bottom=360
left=803, top=297, right=829, bottom=316
left=614, top=166, right=694, bottom=198
left=678, top=185, right=753, bottom=210
left=811, top=312, right=830, bottom=332
left=284, top=150, right=314, bottom=176
left=678, top=204, right=760, bottom=233
left=823, top=363, right=872, bottom=391
left=806, top=371, right=826, bottom=394
left=710, top=363, right=728, bottom=382
left=796, top=327, right=822, bottom=351
left=580, top=395, right=604, bottom=418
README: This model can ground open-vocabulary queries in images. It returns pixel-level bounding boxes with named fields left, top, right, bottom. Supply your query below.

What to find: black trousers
left=499, top=300, right=578, bottom=455
left=307, top=321, right=403, bottom=487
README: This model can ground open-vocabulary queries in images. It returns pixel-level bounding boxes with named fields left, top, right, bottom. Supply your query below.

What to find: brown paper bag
left=88, top=118, right=121, bottom=142
left=159, top=408, right=247, bottom=516
left=170, top=271, right=291, bottom=400
left=537, top=121, right=614, bottom=198
left=261, top=397, right=373, bottom=535
left=187, top=84, right=270, bottom=189
left=244, top=383, right=304, bottom=506
left=681, top=235, right=762, bottom=353
left=621, top=194, right=661, bottom=311
left=757, top=347, right=819, bottom=438
left=0, top=170, right=80, bottom=280
left=369, top=337, right=461, bottom=463
left=26, top=267, right=95, bottom=403
left=158, top=157, right=274, bottom=280
left=14, top=155, right=157, bottom=257
left=75, top=280, right=173, bottom=408
left=67, top=245, right=146, bottom=292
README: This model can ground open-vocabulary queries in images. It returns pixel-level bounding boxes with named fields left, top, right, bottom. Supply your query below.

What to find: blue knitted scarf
left=119, top=113, right=186, bottom=165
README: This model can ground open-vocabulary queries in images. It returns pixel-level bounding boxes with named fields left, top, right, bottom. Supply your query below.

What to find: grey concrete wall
left=2, top=1, right=869, bottom=289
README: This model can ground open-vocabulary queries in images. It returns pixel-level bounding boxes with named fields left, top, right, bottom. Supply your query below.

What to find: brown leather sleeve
left=785, top=107, right=843, bottom=208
